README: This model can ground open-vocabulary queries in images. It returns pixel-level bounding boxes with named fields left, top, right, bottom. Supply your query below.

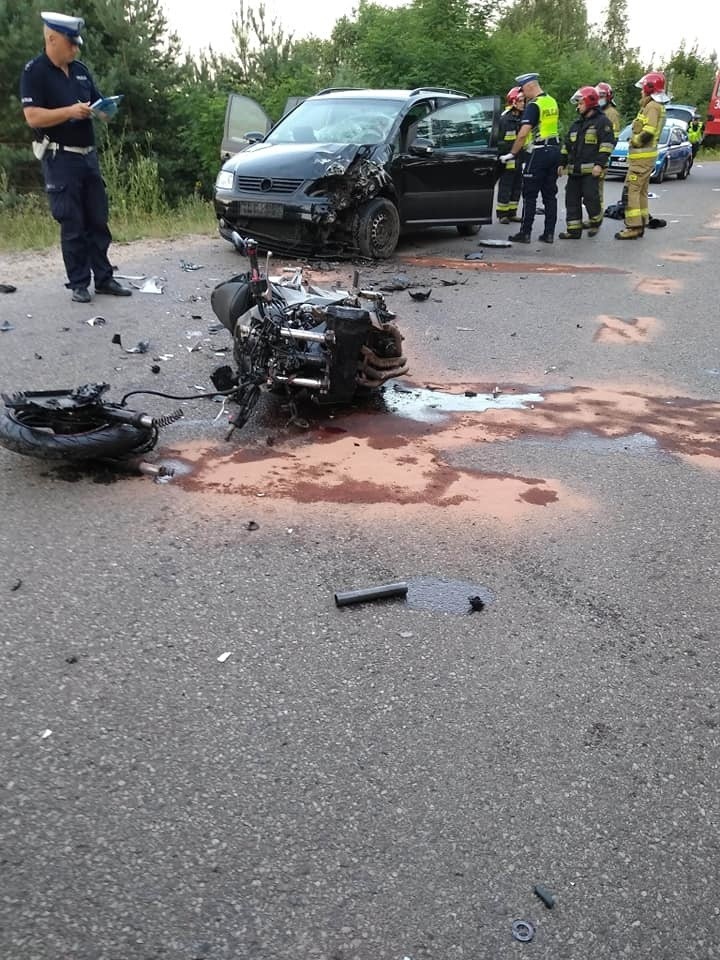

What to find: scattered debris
left=468, top=595, right=486, bottom=612
left=511, top=920, right=535, bottom=943
left=130, top=276, right=165, bottom=294
left=125, top=340, right=150, bottom=354
left=464, top=390, right=477, bottom=397
left=0, top=283, right=17, bottom=294
left=456, top=327, right=473, bottom=332
left=207, top=322, right=225, bottom=334
left=334, top=581, right=409, bottom=607
left=155, top=354, right=174, bottom=361
left=245, top=520, right=259, bottom=531
left=113, top=273, right=146, bottom=281
left=111, top=333, right=122, bottom=346
left=534, top=884, right=556, bottom=909
left=378, top=275, right=412, bottom=291
left=40, top=729, right=52, bottom=739
left=180, top=260, right=204, bottom=271
left=151, top=364, right=161, bottom=374
left=10, top=579, right=22, bottom=592
left=464, top=251, right=485, bottom=260
left=478, top=238, right=512, bottom=248
left=648, top=217, right=667, bottom=229
left=216, top=651, right=232, bottom=663
left=0, top=320, right=15, bottom=332
left=408, top=289, right=432, bottom=301
left=492, top=386, right=501, bottom=398
left=85, top=316, right=106, bottom=326
left=65, top=655, right=79, bottom=664
left=398, top=631, right=414, bottom=639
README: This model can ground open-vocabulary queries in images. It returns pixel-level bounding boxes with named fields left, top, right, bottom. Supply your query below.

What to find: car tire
left=457, top=224, right=481, bottom=236
left=355, top=198, right=400, bottom=259
left=677, top=159, right=691, bottom=180
left=652, top=160, right=667, bottom=184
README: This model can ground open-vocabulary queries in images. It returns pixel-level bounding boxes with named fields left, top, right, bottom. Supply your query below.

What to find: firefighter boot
left=614, top=228, right=644, bottom=239
left=559, top=231, right=581, bottom=239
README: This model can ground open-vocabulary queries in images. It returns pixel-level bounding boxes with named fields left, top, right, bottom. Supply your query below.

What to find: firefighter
left=687, top=115, right=704, bottom=160
left=500, top=72, right=561, bottom=244
left=616, top=71, right=669, bottom=240
left=558, top=86, right=616, bottom=239
left=495, top=87, right=526, bottom=224
left=584, top=80, right=623, bottom=225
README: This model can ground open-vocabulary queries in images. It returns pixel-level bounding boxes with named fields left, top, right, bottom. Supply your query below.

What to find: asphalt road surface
left=1, top=165, right=719, bottom=960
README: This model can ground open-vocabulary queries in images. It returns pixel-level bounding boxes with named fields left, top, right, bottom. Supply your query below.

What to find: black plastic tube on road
left=334, top=581, right=409, bottom=607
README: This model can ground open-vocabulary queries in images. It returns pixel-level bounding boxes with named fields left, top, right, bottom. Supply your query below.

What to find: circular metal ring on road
left=511, top=919, right=536, bottom=942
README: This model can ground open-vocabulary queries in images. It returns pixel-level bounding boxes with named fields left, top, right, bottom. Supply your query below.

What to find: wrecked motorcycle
left=0, top=235, right=409, bottom=461
left=209, top=233, right=408, bottom=436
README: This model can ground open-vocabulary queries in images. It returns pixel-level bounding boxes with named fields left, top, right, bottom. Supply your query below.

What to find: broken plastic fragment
left=130, top=277, right=165, bottom=294
left=217, top=651, right=232, bottom=663
left=111, top=333, right=122, bottom=345
left=40, top=729, right=52, bottom=739
left=478, top=238, right=512, bottom=248
left=0, top=283, right=17, bottom=294
left=0, top=320, right=15, bottom=332
left=85, top=316, right=106, bottom=326
left=464, top=251, right=484, bottom=260
left=125, top=340, right=150, bottom=354
left=245, top=521, right=259, bottom=531
left=408, top=289, right=432, bottom=301
left=180, top=260, right=204, bottom=271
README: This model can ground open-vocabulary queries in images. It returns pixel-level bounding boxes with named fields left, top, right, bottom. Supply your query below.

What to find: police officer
left=495, top=87, right=526, bottom=224
left=20, top=12, right=131, bottom=303
left=500, top=72, right=561, bottom=244
left=687, top=114, right=703, bottom=161
left=558, top=86, right=616, bottom=239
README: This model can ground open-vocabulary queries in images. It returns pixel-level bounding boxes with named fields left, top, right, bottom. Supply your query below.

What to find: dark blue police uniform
left=517, top=98, right=561, bottom=240
left=20, top=54, right=115, bottom=290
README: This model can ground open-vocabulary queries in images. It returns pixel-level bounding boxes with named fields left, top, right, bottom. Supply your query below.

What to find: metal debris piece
left=40, top=729, right=52, bottom=739
left=511, top=919, right=535, bottom=943
left=155, top=354, right=174, bottom=361
left=10, top=579, right=22, bottom=592
left=130, top=276, right=165, bottom=294
left=217, top=651, right=232, bottom=663
left=180, top=260, right=204, bottom=271
left=468, top=595, right=486, bottom=612
left=534, top=884, right=556, bottom=909
left=478, top=238, right=512, bottom=247
left=125, top=340, right=150, bottom=354
left=334, top=581, right=408, bottom=607
left=464, top=251, right=485, bottom=260
left=85, top=316, right=106, bottom=326
left=456, top=327, right=473, bottom=332
left=245, top=521, right=259, bottom=531
left=0, top=283, right=17, bottom=293
left=114, top=274, right=146, bottom=281
left=0, top=320, right=15, bottom=332
left=408, top=289, right=432, bottom=301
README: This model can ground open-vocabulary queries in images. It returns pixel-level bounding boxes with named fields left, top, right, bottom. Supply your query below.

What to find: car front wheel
left=355, top=198, right=400, bottom=259
left=457, top=224, right=481, bottom=236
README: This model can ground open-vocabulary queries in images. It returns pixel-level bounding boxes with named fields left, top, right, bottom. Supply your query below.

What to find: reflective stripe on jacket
left=628, top=97, right=664, bottom=160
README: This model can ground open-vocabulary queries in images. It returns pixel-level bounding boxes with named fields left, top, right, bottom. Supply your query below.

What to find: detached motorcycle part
left=511, top=920, right=535, bottom=943
left=324, top=304, right=372, bottom=402
left=0, top=385, right=181, bottom=461
left=334, top=581, right=408, bottom=607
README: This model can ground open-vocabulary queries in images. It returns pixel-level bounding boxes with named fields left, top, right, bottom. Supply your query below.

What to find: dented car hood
left=222, top=141, right=386, bottom=180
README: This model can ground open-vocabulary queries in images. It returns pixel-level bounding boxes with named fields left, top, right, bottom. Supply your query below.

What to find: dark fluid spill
left=405, top=576, right=495, bottom=614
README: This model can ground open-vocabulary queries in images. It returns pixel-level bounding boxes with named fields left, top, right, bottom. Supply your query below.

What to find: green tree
left=597, top=0, right=629, bottom=65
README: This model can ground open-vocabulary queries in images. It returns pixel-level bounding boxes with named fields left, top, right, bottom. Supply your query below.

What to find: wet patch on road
left=594, top=314, right=658, bottom=344
left=398, top=254, right=627, bottom=275
left=661, top=250, right=703, bottom=263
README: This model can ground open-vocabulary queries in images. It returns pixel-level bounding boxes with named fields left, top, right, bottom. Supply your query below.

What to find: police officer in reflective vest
left=558, top=86, right=616, bottom=239
left=495, top=87, right=527, bottom=224
left=687, top=115, right=703, bottom=160
left=615, top=71, right=669, bottom=240
left=500, top=72, right=561, bottom=244
left=20, top=12, right=131, bottom=303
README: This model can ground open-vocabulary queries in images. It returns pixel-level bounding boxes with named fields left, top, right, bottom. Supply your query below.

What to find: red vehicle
left=705, top=70, right=720, bottom=143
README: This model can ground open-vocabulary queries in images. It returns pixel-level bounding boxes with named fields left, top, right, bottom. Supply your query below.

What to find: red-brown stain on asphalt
left=634, top=276, right=683, bottom=295
left=594, top=314, right=658, bottom=344
left=662, top=250, right=702, bottom=263
left=398, top=254, right=626, bottom=275
left=160, top=384, right=719, bottom=524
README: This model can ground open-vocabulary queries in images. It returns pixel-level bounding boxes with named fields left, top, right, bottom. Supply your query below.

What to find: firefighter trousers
left=496, top=163, right=523, bottom=218
left=623, top=157, right=654, bottom=230
left=566, top=174, right=601, bottom=235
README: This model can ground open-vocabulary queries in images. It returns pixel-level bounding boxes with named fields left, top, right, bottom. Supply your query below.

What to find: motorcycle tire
left=0, top=413, right=154, bottom=461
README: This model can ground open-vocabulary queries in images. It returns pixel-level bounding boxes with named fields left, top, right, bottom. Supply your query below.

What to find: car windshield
left=265, top=98, right=405, bottom=145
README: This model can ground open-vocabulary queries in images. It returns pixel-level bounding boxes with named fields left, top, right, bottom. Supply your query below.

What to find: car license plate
left=235, top=201, right=283, bottom=219
left=612, top=157, right=627, bottom=166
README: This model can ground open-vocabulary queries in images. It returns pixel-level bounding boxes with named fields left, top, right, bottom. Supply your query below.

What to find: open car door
left=401, top=96, right=501, bottom=224
left=221, top=94, right=274, bottom=161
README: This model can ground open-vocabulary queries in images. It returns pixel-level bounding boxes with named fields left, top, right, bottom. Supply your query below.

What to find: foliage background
left=0, top=0, right=717, bottom=213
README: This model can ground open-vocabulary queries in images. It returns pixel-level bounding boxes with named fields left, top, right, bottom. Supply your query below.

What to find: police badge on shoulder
left=32, top=135, right=50, bottom=160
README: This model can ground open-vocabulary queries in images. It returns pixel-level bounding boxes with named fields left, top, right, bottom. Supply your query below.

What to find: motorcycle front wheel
left=0, top=412, right=154, bottom=461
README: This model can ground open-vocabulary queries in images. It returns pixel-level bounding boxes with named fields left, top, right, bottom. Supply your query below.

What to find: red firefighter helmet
left=506, top=86, right=523, bottom=107
left=596, top=81, right=614, bottom=102
left=636, top=71, right=666, bottom=96
left=570, top=85, right=600, bottom=110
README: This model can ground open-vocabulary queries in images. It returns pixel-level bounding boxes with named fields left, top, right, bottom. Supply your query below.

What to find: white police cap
left=515, top=73, right=539, bottom=86
left=41, top=11, right=85, bottom=45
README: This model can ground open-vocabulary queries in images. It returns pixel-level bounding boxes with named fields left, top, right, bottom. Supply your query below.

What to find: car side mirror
left=409, top=138, right=433, bottom=156
left=244, top=131, right=265, bottom=143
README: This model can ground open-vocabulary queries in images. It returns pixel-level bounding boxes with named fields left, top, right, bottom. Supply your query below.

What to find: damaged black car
left=214, top=87, right=502, bottom=259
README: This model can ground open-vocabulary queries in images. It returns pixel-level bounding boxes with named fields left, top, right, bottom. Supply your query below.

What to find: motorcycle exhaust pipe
left=273, top=375, right=328, bottom=390
left=236, top=324, right=335, bottom=345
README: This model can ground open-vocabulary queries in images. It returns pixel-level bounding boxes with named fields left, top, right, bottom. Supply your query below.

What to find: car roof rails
left=314, top=87, right=365, bottom=96
left=410, top=86, right=470, bottom=97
